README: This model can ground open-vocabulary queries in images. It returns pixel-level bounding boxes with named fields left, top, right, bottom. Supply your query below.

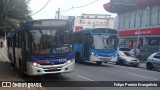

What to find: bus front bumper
left=90, top=55, right=115, bottom=63
left=26, top=60, right=75, bottom=76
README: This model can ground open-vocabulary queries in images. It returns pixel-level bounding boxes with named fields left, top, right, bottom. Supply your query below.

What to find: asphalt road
left=26, top=62, right=160, bottom=90
left=1, top=47, right=160, bottom=90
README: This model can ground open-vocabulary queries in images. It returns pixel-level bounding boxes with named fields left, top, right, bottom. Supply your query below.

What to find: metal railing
left=139, top=46, right=160, bottom=61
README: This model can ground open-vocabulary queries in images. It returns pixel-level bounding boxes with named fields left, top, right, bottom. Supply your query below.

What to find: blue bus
left=7, top=19, right=75, bottom=76
left=74, top=28, right=118, bottom=65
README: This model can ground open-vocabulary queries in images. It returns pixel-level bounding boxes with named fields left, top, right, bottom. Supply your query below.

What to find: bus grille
left=39, top=62, right=65, bottom=65
left=44, top=69, right=61, bottom=72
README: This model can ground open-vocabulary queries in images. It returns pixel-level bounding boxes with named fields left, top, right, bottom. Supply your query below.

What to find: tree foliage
left=0, top=0, right=32, bottom=34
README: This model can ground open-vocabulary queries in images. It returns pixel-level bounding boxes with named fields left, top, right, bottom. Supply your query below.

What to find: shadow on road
left=75, top=62, right=113, bottom=67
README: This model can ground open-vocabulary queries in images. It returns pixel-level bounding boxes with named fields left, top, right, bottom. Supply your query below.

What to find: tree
left=0, top=0, right=32, bottom=36
left=6, top=0, right=32, bottom=20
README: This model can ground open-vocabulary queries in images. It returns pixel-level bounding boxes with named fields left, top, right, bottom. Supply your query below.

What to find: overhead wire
left=61, top=0, right=99, bottom=13
left=31, top=0, right=51, bottom=16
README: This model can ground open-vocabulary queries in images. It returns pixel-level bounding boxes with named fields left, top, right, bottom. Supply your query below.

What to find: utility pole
left=110, top=0, right=141, bottom=57
left=58, top=8, right=60, bottom=19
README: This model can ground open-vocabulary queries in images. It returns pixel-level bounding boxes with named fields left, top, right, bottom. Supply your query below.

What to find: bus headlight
left=112, top=54, right=117, bottom=57
left=30, top=62, right=39, bottom=67
left=33, top=62, right=38, bottom=66
left=92, top=52, right=98, bottom=57
left=92, top=52, right=95, bottom=55
left=67, top=60, right=73, bottom=64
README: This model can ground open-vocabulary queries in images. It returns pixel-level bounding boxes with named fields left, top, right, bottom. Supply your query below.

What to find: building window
left=119, top=13, right=125, bottom=29
left=130, top=11, right=136, bottom=28
left=141, top=9, right=146, bottom=27
left=150, top=5, right=159, bottom=26
left=86, top=16, right=89, bottom=19
left=148, top=39, right=160, bottom=46
left=145, top=7, right=151, bottom=26
left=124, top=12, right=130, bottom=29
left=158, top=10, right=160, bottom=25
left=135, top=10, right=141, bottom=28
left=82, top=21, right=85, bottom=24
left=79, top=20, right=82, bottom=24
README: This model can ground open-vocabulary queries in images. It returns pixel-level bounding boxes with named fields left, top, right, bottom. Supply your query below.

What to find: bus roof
left=20, top=19, right=70, bottom=30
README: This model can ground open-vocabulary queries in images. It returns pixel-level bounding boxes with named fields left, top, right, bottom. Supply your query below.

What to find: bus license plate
left=49, top=67, right=57, bottom=70
left=100, top=58, right=111, bottom=61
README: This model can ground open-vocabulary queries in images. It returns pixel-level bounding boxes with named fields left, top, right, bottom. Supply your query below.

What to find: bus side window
left=74, top=33, right=82, bottom=43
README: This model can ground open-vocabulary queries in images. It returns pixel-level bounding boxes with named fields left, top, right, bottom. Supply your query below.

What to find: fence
left=139, top=46, right=160, bottom=61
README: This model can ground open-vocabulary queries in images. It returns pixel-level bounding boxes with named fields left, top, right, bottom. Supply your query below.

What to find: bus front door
left=83, top=33, right=91, bottom=61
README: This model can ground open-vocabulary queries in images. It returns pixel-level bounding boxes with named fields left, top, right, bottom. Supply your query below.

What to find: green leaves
left=0, top=0, right=32, bottom=33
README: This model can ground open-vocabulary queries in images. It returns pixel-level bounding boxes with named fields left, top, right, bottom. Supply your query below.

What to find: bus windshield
left=29, top=29, right=72, bottom=54
left=92, top=34, right=117, bottom=50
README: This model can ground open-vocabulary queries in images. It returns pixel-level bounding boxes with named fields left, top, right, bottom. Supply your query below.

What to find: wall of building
left=117, top=4, right=160, bottom=59
left=118, top=5, right=160, bottom=30
left=74, top=14, right=115, bottom=31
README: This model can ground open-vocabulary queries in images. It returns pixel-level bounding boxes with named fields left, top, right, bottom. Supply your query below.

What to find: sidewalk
left=139, top=61, right=146, bottom=68
left=0, top=47, right=32, bottom=90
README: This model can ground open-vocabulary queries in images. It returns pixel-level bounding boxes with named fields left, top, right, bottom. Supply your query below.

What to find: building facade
left=103, top=0, right=160, bottom=59
left=73, top=14, right=115, bottom=31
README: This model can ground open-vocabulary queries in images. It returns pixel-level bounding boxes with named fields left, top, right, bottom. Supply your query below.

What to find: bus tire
left=96, top=61, right=102, bottom=65
left=19, top=60, right=27, bottom=77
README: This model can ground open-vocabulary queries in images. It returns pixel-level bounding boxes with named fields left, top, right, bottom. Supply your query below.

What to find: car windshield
left=92, top=34, right=117, bottom=50
left=118, top=51, right=130, bottom=56
left=29, top=29, right=72, bottom=54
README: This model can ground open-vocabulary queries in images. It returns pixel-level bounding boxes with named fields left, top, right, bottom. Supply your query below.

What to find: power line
left=61, top=0, right=99, bottom=13
left=31, top=0, right=51, bottom=16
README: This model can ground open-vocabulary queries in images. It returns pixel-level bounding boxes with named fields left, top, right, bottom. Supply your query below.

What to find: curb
left=37, top=87, right=47, bottom=90
left=138, top=65, right=146, bottom=69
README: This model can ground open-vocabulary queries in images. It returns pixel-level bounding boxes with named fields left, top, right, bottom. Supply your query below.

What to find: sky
left=29, top=0, right=116, bottom=20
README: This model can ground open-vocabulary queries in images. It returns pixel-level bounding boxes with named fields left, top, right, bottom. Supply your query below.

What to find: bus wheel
left=119, top=60, right=124, bottom=66
left=96, top=61, right=102, bottom=65
left=19, top=61, right=27, bottom=78
left=75, top=53, right=82, bottom=63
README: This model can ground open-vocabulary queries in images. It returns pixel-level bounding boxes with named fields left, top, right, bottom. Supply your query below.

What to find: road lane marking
left=128, top=73, right=158, bottom=81
left=76, top=75, right=98, bottom=83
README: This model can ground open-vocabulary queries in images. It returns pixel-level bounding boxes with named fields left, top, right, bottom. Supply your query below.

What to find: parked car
left=146, top=52, right=160, bottom=70
left=129, top=48, right=140, bottom=57
left=114, top=51, right=140, bottom=67
left=118, top=47, right=131, bottom=54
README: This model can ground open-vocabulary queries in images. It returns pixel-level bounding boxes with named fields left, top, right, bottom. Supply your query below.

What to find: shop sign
left=119, top=27, right=160, bottom=37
